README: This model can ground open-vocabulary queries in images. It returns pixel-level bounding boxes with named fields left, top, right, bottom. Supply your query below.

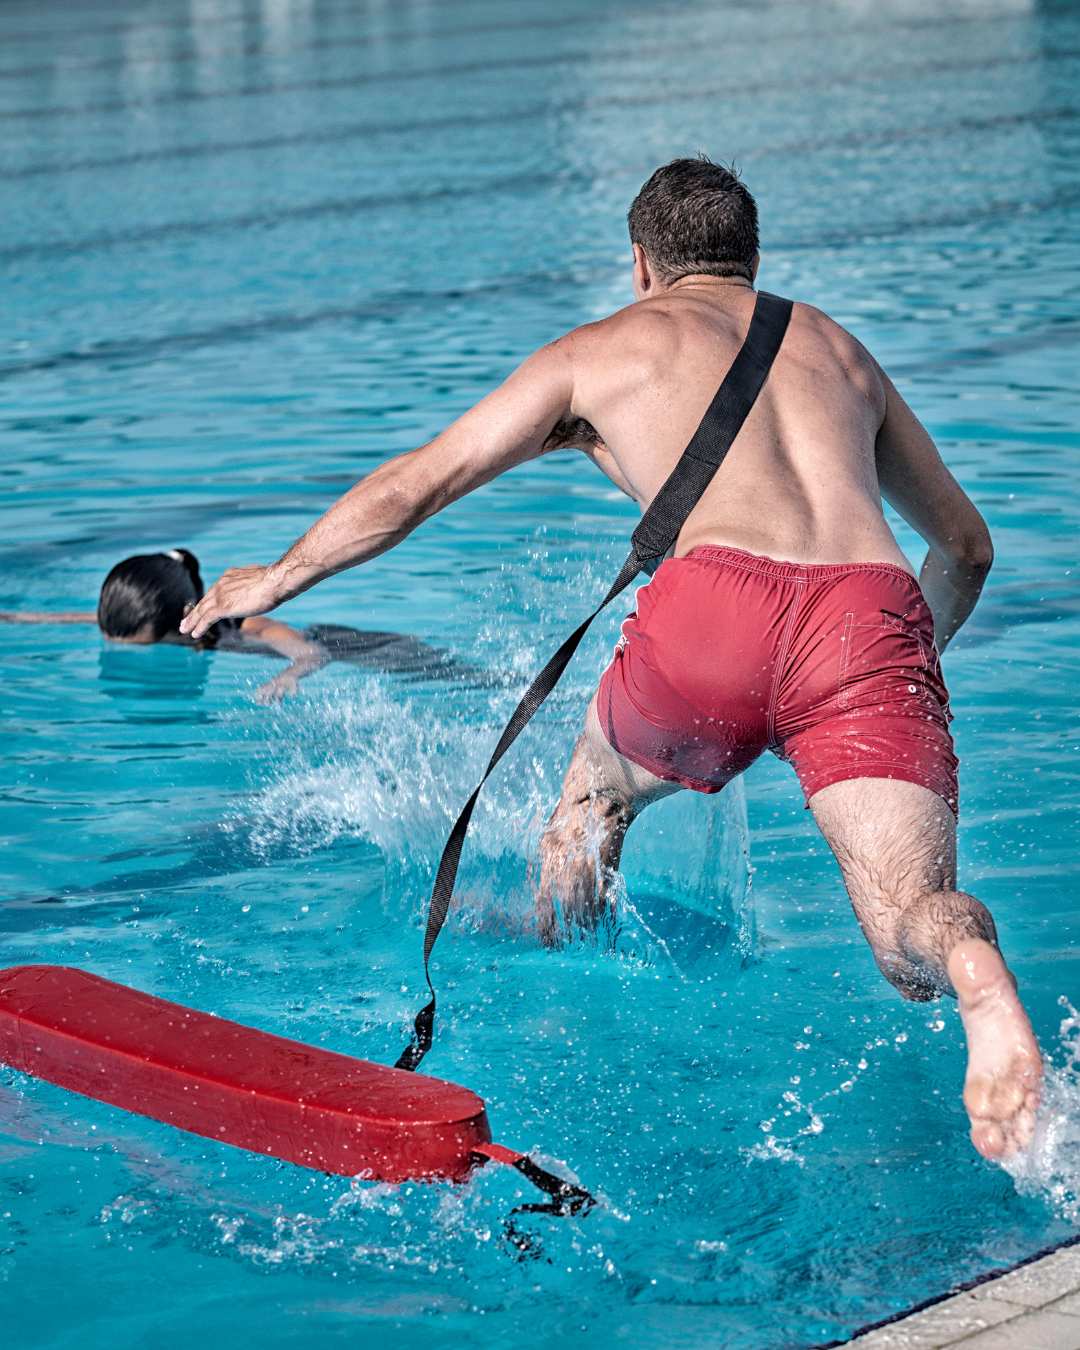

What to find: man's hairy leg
left=537, top=695, right=679, bottom=944
left=810, top=777, right=1042, bottom=1159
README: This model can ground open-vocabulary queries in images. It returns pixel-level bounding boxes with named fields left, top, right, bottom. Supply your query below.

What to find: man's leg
left=810, top=777, right=1042, bottom=1159
left=537, top=693, right=680, bottom=943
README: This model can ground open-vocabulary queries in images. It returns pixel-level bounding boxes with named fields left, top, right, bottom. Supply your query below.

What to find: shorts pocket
left=837, top=609, right=945, bottom=714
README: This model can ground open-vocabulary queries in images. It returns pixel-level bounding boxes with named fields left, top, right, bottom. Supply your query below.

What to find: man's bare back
left=179, top=262, right=987, bottom=650
left=547, top=279, right=904, bottom=571
left=181, top=157, right=1040, bottom=1162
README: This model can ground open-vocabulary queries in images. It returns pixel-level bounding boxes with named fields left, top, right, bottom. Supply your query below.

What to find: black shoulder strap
left=632, top=290, right=794, bottom=561
left=396, top=290, right=793, bottom=1072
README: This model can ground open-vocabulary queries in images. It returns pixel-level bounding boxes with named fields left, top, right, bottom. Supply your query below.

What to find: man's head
left=627, top=156, right=759, bottom=296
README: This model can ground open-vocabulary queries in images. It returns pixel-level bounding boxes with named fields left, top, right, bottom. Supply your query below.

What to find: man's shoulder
left=572, top=293, right=861, bottom=356
left=787, top=299, right=883, bottom=398
left=787, top=299, right=875, bottom=364
left=550, top=292, right=881, bottom=402
left=554, top=301, right=680, bottom=379
left=561, top=298, right=674, bottom=346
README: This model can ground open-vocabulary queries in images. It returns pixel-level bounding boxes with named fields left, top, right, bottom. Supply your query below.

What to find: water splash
left=235, top=650, right=752, bottom=949
left=239, top=680, right=470, bottom=861
left=1003, top=997, right=1080, bottom=1223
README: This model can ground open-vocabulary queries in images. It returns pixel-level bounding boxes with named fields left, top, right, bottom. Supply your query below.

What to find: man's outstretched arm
left=874, top=367, right=994, bottom=651
left=181, top=341, right=575, bottom=640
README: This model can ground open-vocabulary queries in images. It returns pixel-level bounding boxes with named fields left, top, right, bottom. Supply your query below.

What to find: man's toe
left=971, top=1118, right=1005, bottom=1158
left=963, top=1074, right=995, bottom=1118
left=1012, top=1106, right=1036, bottom=1151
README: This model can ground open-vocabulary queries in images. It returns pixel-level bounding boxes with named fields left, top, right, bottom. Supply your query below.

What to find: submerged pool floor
left=2, top=0, right=1080, bottom=1346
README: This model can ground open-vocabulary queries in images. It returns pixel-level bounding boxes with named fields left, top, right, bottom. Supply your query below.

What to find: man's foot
left=948, top=939, right=1043, bottom=1159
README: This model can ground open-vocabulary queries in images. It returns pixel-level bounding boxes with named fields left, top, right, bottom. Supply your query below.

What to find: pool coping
left=817, top=1230, right=1080, bottom=1348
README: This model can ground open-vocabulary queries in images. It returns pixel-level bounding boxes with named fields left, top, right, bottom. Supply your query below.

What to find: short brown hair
left=627, top=156, right=759, bottom=283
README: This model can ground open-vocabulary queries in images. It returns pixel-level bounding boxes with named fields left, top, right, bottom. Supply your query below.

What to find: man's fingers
left=183, top=594, right=219, bottom=640
left=178, top=565, right=279, bottom=639
left=183, top=577, right=236, bottom=638
left=178, top=564, right=279, bottom=639
left=181, top=600, right=205, bottom=638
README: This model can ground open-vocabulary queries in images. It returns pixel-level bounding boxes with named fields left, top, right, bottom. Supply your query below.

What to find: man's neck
left=664, top=273, right=754, bottom=295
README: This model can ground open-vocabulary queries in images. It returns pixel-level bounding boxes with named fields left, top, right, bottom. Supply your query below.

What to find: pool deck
left=840, top=1238, right=1080, bottom=1348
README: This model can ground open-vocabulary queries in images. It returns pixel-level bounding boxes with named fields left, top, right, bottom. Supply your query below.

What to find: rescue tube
left=0, top=965, right=490, bottom=1182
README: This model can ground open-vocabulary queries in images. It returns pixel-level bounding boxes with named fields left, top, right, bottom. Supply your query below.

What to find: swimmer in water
left=180, top=158, right=1042, bottom=1161
left=0, top=548, right=326, bottom=704
left=1, top=548, right=471, bottom=699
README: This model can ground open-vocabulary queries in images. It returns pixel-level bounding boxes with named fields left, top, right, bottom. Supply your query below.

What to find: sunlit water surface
left=1, top=0, right=1079, bottom=1346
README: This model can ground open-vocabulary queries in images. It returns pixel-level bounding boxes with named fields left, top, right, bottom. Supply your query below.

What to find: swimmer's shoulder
left=209, top=615, right=250, bottom=647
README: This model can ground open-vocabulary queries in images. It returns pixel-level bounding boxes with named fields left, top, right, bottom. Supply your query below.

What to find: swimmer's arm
left=0, top=611, right=97, bottom=624
left=874, top=368, right=993, bottom=651
left=182, top=340, right=576, bottom=638
left=238, top=616, right=329, bottom=704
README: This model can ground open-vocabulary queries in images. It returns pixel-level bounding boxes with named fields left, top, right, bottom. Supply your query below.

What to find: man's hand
left=180, top=564, right=285, bottom=640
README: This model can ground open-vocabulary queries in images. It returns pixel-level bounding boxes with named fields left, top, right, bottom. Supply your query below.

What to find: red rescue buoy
left=0, top=965, right=491, bottom=1182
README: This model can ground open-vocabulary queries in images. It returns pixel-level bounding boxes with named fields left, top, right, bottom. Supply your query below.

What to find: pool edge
left=818, top=1230, right=1080, bottom=1348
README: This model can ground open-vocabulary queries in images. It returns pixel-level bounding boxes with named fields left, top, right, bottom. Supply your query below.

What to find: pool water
left=2, top=0, right=1079, bottom=1345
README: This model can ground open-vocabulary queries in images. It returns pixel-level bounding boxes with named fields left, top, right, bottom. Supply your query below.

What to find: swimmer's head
left=627, top=156, right=760, bottom=294
left=98, top=549, right=206, bottom=644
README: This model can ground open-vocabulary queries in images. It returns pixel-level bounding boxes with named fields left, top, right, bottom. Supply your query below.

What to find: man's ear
left=632, top=243, right=652, bottom=300
left=749, top=252, right=760, bottom=283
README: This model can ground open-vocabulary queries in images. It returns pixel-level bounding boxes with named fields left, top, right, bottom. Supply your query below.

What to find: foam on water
left=1004, top=998, right=1080, bottom=1226
left=239, top=680, right=469, bottom=861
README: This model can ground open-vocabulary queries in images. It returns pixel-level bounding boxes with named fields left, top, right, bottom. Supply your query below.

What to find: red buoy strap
left=472, top=1140, right=595, bottom=1218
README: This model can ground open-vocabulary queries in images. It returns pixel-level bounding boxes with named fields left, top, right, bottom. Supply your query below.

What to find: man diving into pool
left=181, top=157, right=1042, bottom=1161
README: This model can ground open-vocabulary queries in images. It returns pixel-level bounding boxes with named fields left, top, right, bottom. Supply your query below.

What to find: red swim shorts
left=596, top=545, right=958, bottom=814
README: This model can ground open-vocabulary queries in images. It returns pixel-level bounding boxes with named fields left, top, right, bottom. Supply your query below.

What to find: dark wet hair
left=627, top=156, right=759, bottom=284
left=97, top=549, right=204, bottom=641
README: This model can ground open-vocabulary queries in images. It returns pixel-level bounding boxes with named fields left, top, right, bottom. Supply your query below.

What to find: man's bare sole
left=810, top=779, right=1043, bottom=1161
left=948, top=938, right=1043, bottom=1159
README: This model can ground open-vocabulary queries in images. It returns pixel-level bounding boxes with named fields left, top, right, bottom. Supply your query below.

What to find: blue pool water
left=2, top=0, right=1080, bottom=1345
